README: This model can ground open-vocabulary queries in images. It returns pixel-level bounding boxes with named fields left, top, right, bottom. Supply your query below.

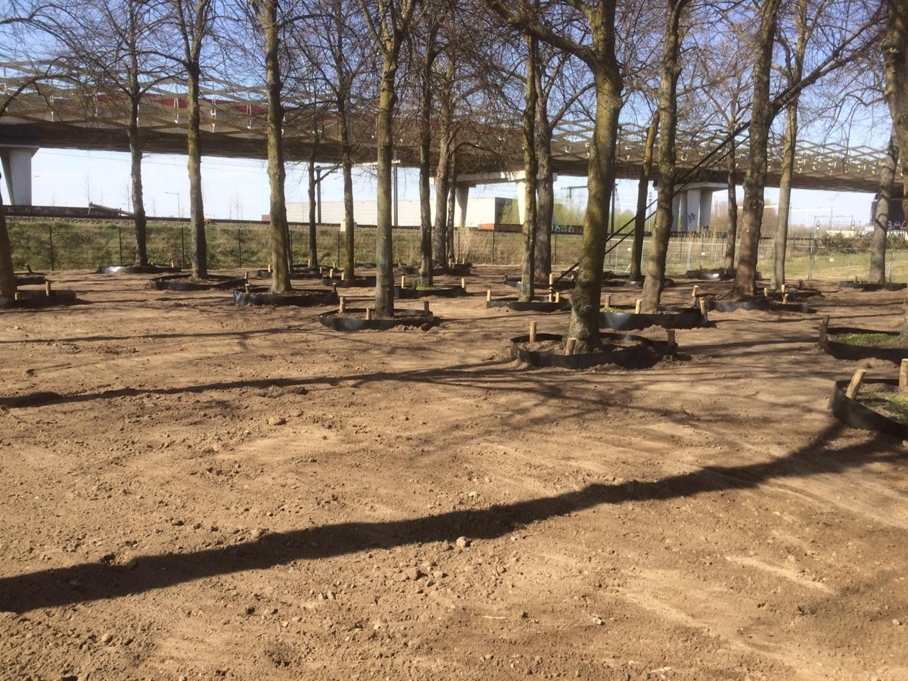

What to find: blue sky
left=12, top=148, right=877, bottom=228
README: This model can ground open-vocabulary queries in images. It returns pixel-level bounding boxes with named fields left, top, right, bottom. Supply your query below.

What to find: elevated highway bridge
left=0, top=62, right=889, bottom=229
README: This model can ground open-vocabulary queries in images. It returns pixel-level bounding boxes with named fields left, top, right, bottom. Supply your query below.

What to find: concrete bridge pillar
left=454, top=183, right=470, bottom=229
left=673, top=183, right=725, bottom=231
left=0, top=146, right=37, bottom=205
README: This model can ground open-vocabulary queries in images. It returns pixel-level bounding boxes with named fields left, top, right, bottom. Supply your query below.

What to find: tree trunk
left=262, top=0, right=292, bottom=293
left=630, top=114, right=658, bottom=282
left=186, top=63, right=207, bottom=279
left=723, top=136, right=738, bottom=270
left=433, top=62, right=454, bottom=267
left=374, top=55, right=397, bottom=318
left=0, top=192, right=16, bottom=299
left=771, top=101, right=798, bottom=290
left=519, top=35, right=539, bottom=302
left=446, top=173, right=456, bottom=264
left=418, top=47, right=434, bottom=288
left=642, top=0, right=685, bottom=313
left=339, top=96, right=355, bottom=281
left=534, top=75, right=554, bottom=282
left=733, top=0, right=782, bottom=299
left=307, top=156, right=318, bottom=269
left=568, top=68, right=622, bottom=350
left=127, top=98, right=148, bottom=266
left=870, top=132, right=899, bottom=284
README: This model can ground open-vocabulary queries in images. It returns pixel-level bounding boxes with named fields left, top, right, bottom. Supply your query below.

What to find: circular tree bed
left=708, top=297, right=812, bottom=314
left=600, top=305, right=706, bottom=331
left=98, top=264, right=181, bottom=275
left=818, top=319, right=908, bottom=364
left=829, top=377, right=908, bottom=439
left=397, top=263, right=472, bottom=276
left=318, top=308, right=437, bottom=332
left=251, top=266, right=322, bottom=280
left=487, top=297, right=570, bottom=313
left=610, top=276, right=675, bottom=289
left=149, top=274, right=246, bottom=291
left=233, top=287, right=339, bottom=307
left=15, top=272, right=46, bottom=286
left=0, top=288, right=79, bottom=309
left=395, top=285, right=466, bottom=299
left=503, top=275, right=574, bottom=292
left=510, top=332, right=676, bottom=370
left=838, top=281, right=907, bottom=292
left=322, top=275, right=378, bottom=288
left=685, top=268, right=734, bottom=281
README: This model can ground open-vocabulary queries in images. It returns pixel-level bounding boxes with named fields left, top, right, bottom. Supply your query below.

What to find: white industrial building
left=286, top=196, right=513, bottom=227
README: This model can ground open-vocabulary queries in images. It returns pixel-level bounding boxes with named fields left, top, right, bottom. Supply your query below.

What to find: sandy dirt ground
left=1, top=265, right=907, bottom=681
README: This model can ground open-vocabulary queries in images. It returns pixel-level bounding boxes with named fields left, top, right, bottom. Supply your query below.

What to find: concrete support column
left=674, top=193, right=687, bottom=231
left=515, top=179, right=527, bottom=225
left=684, top=188, right=701, bottom=231
left=699, top=190, right=714, bottom=230
left=454, top=183, right=470, bottom=229
left=0, top=147, right=37, bottom=205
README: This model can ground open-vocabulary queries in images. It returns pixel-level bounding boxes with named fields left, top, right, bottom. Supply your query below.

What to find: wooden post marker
left=331, top=283, right=338, bottom=294
left=548, top=272, right=554, bottom=286
left=819, top=315, right=830, bottom=347
left=244, top=270, right=249, bottom=281
left=366, top=307, right=373, bottom=321
left=268, top=263, right=272, bottom=273
left=698, top=297, right=709, bottom=323
left=423, top=301, right=430, bottom=314
left=564, top=338, right=577, bottom=356
left=244, top=282, right=251, bottom=294
left=45, top=281, right=52, bottom=296
left=555, top=291, right=561, bottom=303
left=339, top=297, right=346, bottom=313
left=900, top=360, right=908, bottom=393
left=461, top=277, right=466, bottom=291
left=782, top=293, right=790, bottom=305
left=329, top=268, right=335, bottom=279
left=634, top=299, right=643, bottom=314
left=486, top=290, right=492, bottom=302
left=845, top=369, right=866, bottom=399
left=691, top=285, right=699, bottom=298
left=401, top=275, right=406, bottom=288
left=14, top=292, right=21, bottom=301
left=170, top=259, right=175, bottom=268
left=604, top=294, right=611, bottom=309
left=529, top=321, right=537, bottom=343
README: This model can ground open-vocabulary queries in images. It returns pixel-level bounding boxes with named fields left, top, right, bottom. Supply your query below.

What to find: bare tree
left=487, top=0, right=623, bottom=350
left=166, top=0, right=214, bottom=279
left=641, top=0, right=691, bottom=312
left=870, top=130, right=898, bottom=284
left=358, top=0, right=421, bottom=318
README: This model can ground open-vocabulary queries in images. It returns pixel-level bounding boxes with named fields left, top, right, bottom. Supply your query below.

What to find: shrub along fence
left=7, top=219, right=908, bottom=283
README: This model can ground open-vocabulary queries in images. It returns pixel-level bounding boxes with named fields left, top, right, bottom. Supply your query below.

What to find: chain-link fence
left=8, top=219, right=908, bottom=282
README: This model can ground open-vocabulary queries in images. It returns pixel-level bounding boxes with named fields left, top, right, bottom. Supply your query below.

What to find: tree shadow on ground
left=0, top=421, right=901, bottom=614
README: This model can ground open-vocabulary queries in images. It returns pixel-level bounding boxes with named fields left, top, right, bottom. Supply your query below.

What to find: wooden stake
left=666, top=329, right=676, bottom=346
left=401, top=275, right=406, bottom=288
left=819, top=315, right=829, bottom=347
left=635, top=299, right=642, bottom=314
left=782, top=293, right=790, bottom=304
left=423, top=301, right=430, bottom=314
left=307, top=257, right=312, bottom=268
left=548, top=272, right=554, bottom=286
left=14, top=292, right=21, bottom=301
left=604, top=294, right=611, bottom=309
left=244, top=270, right=249, bottom=281
left=339, top=297, right=346, bottom=313
left=691, top=285, right=699, bottom=298
left=366, top=307, right=373, bottom=321
left=268, top=263, right=273, bottom=273
left=461, top=277, right=466, bottom=291
left=329, top=268, right=335, bottom=279
left=900, top=360, right=908, bottom=393
left=764, top=286, right=769, bottom=297
left=486, top=290, right=492, bottom=302
left=529, top=321, right=537, bottom=343
left=780, top=284, right=787, bottom=293
left=565, top=338, right=576, bottom=356
left=845, top=369, right=866, bottom=399
left=170, top=259, right=175, bottom=268
left=244, top=283, right=251, bottom=294
left=45, top=281, right=52, bottom=296
left=698, top=297, right=709, bottom=323
left=331, top=283, right=338, bottom=294
left=555, top=291, right=560, bottom=303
